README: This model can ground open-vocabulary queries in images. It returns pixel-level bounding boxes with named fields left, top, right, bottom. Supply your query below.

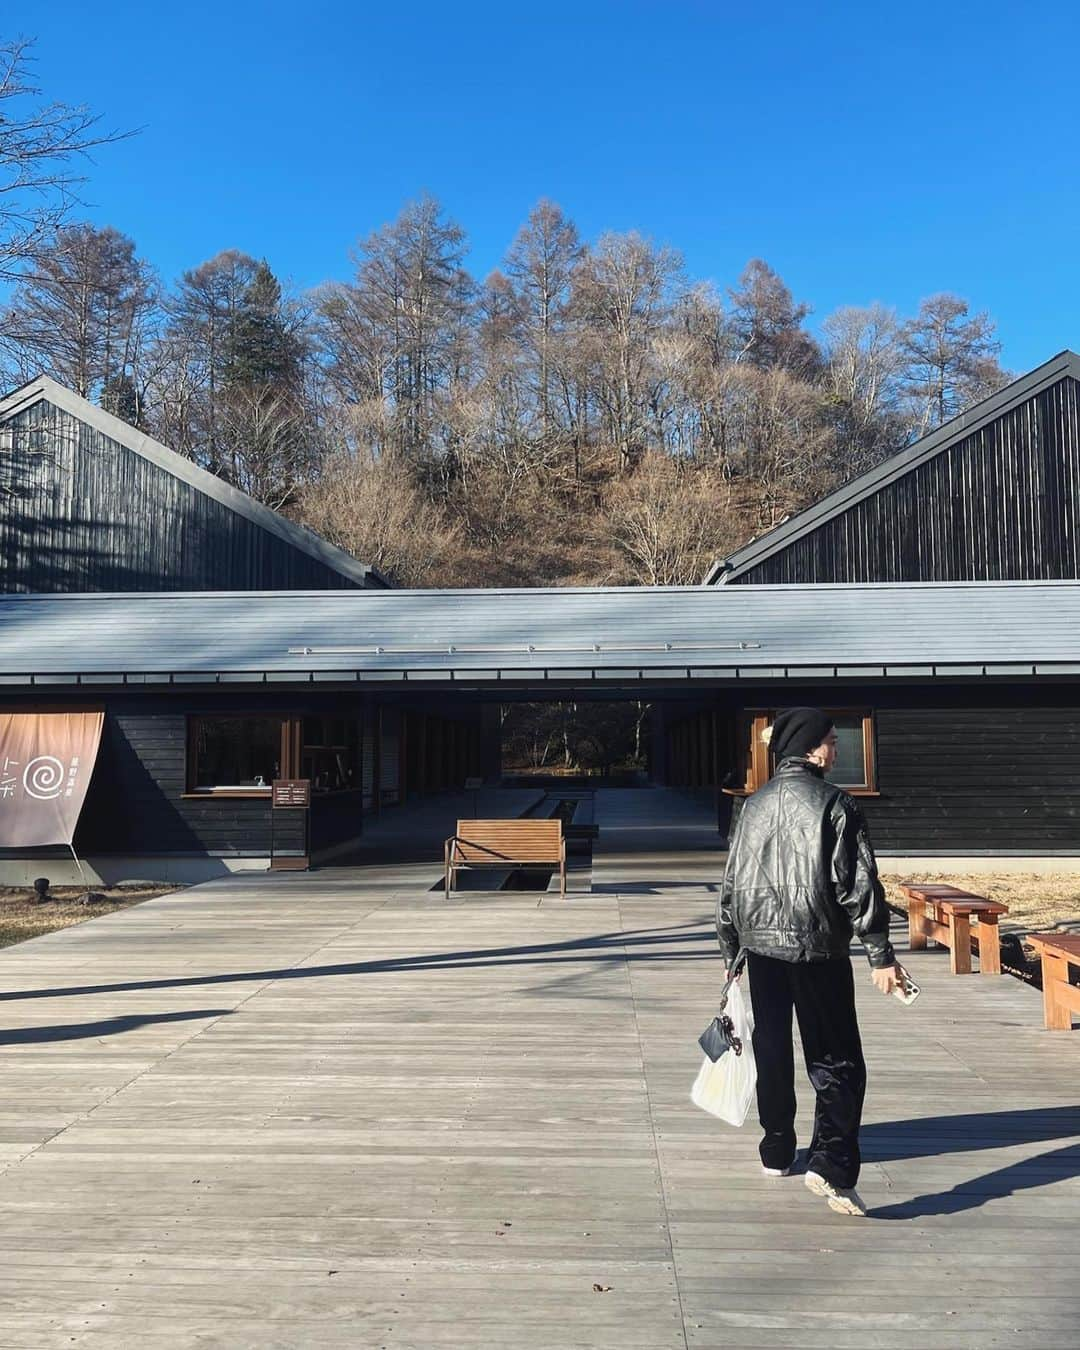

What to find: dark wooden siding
left=734, top=376, right=1080, bottom=584
left=74, top=699, right=306, bottom=856
left=706, top=683, right=1080, bottom=853
left=865, top=703, right=1080, bottom=852
left=0, top=690, right=482, bottom=861
left=0, top=399, right=362, bottom=592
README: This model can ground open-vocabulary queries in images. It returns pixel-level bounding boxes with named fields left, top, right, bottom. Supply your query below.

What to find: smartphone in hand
left=892, top=965, right=921, bottom=1005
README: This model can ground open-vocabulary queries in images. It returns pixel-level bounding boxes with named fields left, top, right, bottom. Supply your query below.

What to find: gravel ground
left=0, top=883, right=183, bottom=949
left=881, top=872, right=1080, bottom=939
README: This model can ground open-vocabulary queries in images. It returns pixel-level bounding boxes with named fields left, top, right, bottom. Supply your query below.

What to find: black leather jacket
left=717, top=758, right=895, bottom=969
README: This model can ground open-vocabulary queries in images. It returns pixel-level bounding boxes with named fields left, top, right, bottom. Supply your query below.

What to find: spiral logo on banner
left=23, top=756, right=66, bottom=800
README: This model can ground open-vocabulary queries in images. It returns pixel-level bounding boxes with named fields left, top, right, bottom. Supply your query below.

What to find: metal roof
left=0, top=375, right=390, bottom=590
left=704, top=350, right=1080, bottom=584
left=0, top=582, right=1078, bottom=686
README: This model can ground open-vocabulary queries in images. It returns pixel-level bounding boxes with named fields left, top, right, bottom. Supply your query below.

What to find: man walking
left=717, top=707, right=900, bottom=1216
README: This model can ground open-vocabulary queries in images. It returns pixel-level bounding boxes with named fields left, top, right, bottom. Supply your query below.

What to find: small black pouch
left=698, top=948, right=748, bottom=1062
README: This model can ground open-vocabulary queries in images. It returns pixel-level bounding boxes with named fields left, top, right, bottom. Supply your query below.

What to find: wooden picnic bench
left=900, top=882, right=1008, bottom=975
left=1026, top=933, right=1080, bottom=1030
left=444, top=819, right=566, bottom=899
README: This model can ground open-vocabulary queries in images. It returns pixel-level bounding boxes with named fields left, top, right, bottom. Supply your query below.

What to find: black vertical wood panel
left=709, top=683, right=1080, bottom=853
left=864, top=703, right=1080, bottom=852
left=0, top=400, right=361, bottom=592
left=735, top=378, right=1080, bottom=584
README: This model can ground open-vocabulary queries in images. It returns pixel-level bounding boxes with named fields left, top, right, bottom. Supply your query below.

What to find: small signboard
left=272, top=778, right=311, bottom=810
left=464, top=777, right=483, bottom=791
left=270, top=779, right=311, bottom=870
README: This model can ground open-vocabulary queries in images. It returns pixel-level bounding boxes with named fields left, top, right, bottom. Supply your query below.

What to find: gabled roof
left=0, top=581, right=1077, bottom=685
left=0, top=375, right=390, bottom=589
left=704, top=349, right=1080, bottom=584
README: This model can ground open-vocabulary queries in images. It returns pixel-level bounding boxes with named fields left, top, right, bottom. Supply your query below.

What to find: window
left=301, top=716, right=363, bottom=794
left=188, top=716, right=288, bottom=794
left=729, top=709, right=877, bottom=795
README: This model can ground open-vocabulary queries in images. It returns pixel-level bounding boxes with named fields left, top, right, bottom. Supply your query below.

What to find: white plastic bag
left=690, top=979, right=757, bottom=1126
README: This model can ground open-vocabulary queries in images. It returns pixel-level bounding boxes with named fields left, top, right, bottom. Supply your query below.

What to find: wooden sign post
left=270, top=778, right=311, bottom=870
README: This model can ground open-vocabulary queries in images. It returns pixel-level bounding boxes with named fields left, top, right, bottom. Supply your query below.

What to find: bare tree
left=900, top=293, right=1007, bottom=433
left=728, top=259, right=820, bottom=375
left=217, top=382, right=313, bottom=510
left=297, top=436, right=464, bottom=587
left=601, top=451, right=737, bottom=584
left=1, top=222, right=157, bottom=410
left=319, top=196, right=473, bottom=468
left=0, top=39, right=128, bottom=282
left=154, top=250, right=259, bottom=468
left=719, top=365, right=837, bottom=527
left=570, top=232, right=683, bottom=471
left=822, top=304, right=910, bottom=474
left=505, top=199, right=581, bottom=439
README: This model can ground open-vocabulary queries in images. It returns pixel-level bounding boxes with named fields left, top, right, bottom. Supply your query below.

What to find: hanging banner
left=0, top=712, right=105, bottom=847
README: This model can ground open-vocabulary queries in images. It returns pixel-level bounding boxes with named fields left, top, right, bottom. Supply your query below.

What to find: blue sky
left=19, top=0, right=1080, bottom=370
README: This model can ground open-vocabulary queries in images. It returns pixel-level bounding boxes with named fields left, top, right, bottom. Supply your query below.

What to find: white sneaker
left=761, top=1164, right=792, bottom=1177
left=804, top=1170, right=866, bottom=1216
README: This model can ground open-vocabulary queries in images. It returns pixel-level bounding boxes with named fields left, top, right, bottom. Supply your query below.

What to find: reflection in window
left=192, top=717, right=282, bottom=791
left=826, top=714, right=868, bottom=788
left=731, top=709, right=876, bottom=794
left=302, top=716, right=362, bottom=794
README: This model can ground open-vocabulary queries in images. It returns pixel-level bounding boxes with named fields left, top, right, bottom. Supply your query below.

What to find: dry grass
left=881, top=873, right=1080, bottom=937
left=0, top=884, right=183, bottom=950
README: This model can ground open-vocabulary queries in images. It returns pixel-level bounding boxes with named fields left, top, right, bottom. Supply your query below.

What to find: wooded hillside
left=0, top=43, right=1008, bottom=588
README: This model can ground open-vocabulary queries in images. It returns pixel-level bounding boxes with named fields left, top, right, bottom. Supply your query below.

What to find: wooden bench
left=1027, top=933, right=1080, bottom=1030
left=444, top=819, right=566, bottom=899
left=900, top=882, right=1008, bottom=975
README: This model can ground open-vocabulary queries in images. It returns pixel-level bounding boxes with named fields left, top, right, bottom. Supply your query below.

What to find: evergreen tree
left=224, top=260, right=300, bottom=392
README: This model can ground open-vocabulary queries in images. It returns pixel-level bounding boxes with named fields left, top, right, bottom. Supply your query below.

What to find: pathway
left=0, top=791, right=1077, bottom=1346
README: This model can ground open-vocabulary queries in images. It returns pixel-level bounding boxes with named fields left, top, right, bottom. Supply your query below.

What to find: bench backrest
left=452, top=819, right=563, bottom=863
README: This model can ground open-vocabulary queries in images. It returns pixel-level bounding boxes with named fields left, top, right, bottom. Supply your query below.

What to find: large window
left=188, top=717, right=288, bottom=795
left=730, top=709, right=877, bottom=795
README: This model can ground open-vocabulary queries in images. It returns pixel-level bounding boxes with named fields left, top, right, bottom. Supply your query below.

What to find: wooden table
left=901, top=882, right=1008, bottom=975
left=1027, top=932, right=1080, bottom=1029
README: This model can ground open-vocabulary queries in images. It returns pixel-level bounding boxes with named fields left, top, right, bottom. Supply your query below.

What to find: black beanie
left=766, top=707, right=833, bottom=761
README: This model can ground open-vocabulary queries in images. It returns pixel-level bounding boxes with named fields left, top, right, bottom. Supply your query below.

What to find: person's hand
left=872, top=964, right=901, bottom=995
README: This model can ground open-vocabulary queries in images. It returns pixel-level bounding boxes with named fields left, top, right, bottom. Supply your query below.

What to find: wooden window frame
left=723, top=707, right=878, bottom=797
left=184, top=714, right=300, bottom=798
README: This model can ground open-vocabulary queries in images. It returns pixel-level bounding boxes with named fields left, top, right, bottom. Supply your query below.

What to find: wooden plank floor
left=0, top=790, right=1077, bottom=1347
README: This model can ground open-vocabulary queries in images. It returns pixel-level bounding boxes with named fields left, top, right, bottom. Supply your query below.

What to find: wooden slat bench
left=444, top=819, right=566, bottom=899
left=900, top=882, right=1008, bottom=975
left=1027, top=933, right=1080, bottom=1030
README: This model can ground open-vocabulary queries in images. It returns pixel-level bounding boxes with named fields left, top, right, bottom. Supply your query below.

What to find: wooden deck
left=0, top=790, right=1077, bottom=1347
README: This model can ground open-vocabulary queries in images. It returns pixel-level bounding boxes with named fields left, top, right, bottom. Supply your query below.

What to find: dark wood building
left=2, top=358, right=1078, bottom=882
left=0, top=376, right=388, bottom=592
left=706, top=350, right=1080, bottom=586
left=1, top=577, right=1078, bottom=880
left=676, top=352, right=1080, bottom=863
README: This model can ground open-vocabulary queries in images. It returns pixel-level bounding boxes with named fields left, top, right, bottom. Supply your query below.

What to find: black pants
left=746, top=951, right=867, bottom=1188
